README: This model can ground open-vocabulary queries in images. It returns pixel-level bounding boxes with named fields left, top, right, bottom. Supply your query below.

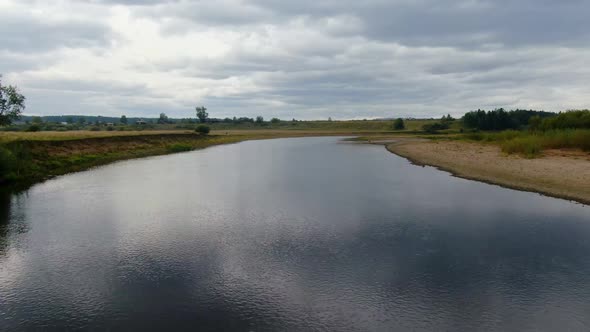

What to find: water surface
left=1, top=137, right=589, bottom=331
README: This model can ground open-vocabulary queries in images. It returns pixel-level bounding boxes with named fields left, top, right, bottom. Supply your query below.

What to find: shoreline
left=0, top=131, right=372, bottom=192
left=381, top=138, right=590, bottom=206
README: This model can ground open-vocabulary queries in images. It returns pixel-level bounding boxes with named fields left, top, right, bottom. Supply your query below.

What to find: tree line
left=462, top=108, right=555, bottom=131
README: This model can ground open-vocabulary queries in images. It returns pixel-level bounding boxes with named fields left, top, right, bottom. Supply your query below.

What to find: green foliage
left=393, top=118, right=405, bottom=130
left=195, top=125, right=210, bottom=134
left=461, top=129, right=590, bottom=157
left=539, top=110, right=590, bottom=130
left=196, top=106, right=208, bottom=123
left=157, top=113, right=169, bottom=124
left=463, top=108, right=555, bottom=131
left=168, top=143, right=193, bottom=152
left=422, top=122, right=449, bottom=133
left=270, top=118, right=281, bottom=124
left=528, top=115, right=542, bottom=131
left=120, top=115, right=128, bottom=124
left=0, top=76, right=26, bottom=126
left=255, top=116, right=264, bottom=124
left=0, top=147, right=17, bottom=180
left=90, top=126, right=101, bottom=131
left=26, top=124, right=40, bottom=132
left=441, top=114, right=455, bottom=123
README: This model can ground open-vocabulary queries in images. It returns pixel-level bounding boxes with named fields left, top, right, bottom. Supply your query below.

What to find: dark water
left=1, top=137, right=590, bottom=331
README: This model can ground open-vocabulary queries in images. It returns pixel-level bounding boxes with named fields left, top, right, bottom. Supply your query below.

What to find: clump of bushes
left=538, top=110, right=590, bottom=130
left=422, top=122, right=449, bottom=133
left=26, top=124, right=40, bottom=132
left=195, top=125, right=210, bottom=135
left=463, top=129, right=590, bottom=157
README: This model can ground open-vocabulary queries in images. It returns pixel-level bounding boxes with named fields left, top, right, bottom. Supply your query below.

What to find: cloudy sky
left=1, top=0, right=589, bottom=119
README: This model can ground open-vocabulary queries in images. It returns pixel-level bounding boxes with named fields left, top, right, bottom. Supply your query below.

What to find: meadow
left=460, top=129, right=590, bottom=157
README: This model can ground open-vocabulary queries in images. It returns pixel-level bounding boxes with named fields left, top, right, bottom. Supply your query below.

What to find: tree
left=528, top=115, right=541, bottom=131
left=32, top=116, right=42, bottom=124
left=441, top=114, right=455, bottom=122
left=393, top=118, right=405, bottom=130
left=270, top=117, right=280, bottom=124
left=196, top=106, right=208, bottom=123
left=66, top=116, right=74, bottom=124
left=120, top=115, right=128, bottom=124
left=0, top=76, right=26, bottom=126
left=158, top=113, right=169, bottom=124
left=255, top=116, right=264, bottom=124
left=78, top=117, right=86, bottom=125
left=195, top=124, right=210, bottom=135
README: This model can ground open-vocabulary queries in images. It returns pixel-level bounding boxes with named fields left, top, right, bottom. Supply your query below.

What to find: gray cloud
left=0, top=13, right=112, bottom=53
left=1, top=0, right=589, bottom=119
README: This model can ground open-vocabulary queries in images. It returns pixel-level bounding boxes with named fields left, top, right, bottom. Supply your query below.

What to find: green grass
left=167, top=143, right=194, bottom=152
left=460, top=129, right=590, bottom=157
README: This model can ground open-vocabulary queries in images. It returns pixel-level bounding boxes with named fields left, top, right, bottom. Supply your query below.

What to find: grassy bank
left=0, top=129, right=399, bottom=190
left=459, top=129, right=590, bottom=157
left=0, top=133, right=245, bottom=189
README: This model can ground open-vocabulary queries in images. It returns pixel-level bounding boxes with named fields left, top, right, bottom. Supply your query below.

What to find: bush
left=393, top=118, right=405, bottom=130
left=540, top=110, right=590, bottom=130
left=465, top=129, right=590, bottom=157
left=422, top=122, right=449, bottom=133
left=26, top=124, right=40, bottom=132
left=90, top=126, right=101, bottom=131
left=195, top=125, right=210, bottom=135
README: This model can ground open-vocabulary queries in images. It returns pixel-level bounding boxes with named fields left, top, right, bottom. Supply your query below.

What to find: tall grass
left=461, top=129, right=590, bottom=157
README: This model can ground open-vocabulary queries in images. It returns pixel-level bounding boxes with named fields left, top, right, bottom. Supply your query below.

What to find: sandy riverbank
left=383, top=139, right=590, bottom=205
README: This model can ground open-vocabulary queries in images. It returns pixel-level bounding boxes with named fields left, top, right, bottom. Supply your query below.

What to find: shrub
left=26, top=124, right=40, bottom=132
left=90, top=126, right=101, bottom=131
left=393, top=118, right=405, bottom=130
left=195, top=125, right=210, bottom=135
left=422, top=122, right=449, bottom=133
left=540, top=110, right=590, bottom=130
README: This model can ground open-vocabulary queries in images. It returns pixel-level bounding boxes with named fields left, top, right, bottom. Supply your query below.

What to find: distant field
left=207, top=119, right=439, bottom=131
left=0, top=130, right=193, bottom=143
left=0, top=119, right=453, bottom=143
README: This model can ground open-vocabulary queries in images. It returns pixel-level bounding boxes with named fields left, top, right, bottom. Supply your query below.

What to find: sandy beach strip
left=383, top=139, right=590, bottom=205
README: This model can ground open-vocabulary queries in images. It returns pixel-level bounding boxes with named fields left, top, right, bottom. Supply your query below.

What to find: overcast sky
left=1, top=0, right=589, bottom=119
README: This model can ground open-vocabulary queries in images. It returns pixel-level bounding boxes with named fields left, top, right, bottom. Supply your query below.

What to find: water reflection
left=0, top=192, right=10, bottom=253
left=0, top=137, right=589, bottom=331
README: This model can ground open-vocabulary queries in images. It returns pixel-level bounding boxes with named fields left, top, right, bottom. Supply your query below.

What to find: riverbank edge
left=0, top=131, right=365, bottom=192
left=382, top=139, right=590, bottom=206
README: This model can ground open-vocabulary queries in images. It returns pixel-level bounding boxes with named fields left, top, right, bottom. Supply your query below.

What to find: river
left=1, top=137, right=589, bottom=330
